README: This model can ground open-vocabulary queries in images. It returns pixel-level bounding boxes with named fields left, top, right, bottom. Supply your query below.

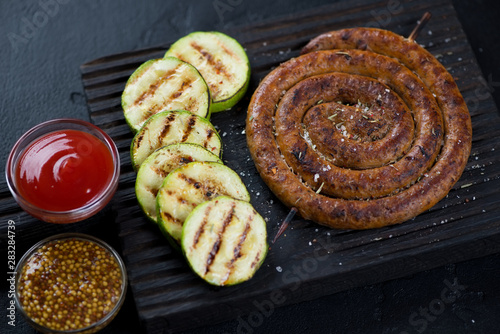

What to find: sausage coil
left=246, top=28, right=472, bottom=229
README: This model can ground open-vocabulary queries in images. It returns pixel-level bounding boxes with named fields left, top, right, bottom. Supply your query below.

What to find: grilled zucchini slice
left=130, top=110, right=222, bottom=171
left=181, top=196, right=268, bottom=286
left=122, top=57, right=211, bottom=132
left=165, top=31, right=250, bottom=112
left=157, top=161, right=250, bottom=243
left=135, top=143, right=222, bottom=222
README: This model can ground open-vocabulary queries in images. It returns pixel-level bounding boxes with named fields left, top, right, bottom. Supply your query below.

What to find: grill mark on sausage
left=291, top=145, right=307, bottom=163
left=418, top=145, right=429, bottom=159
left=204, top=202, right=235, bottom=275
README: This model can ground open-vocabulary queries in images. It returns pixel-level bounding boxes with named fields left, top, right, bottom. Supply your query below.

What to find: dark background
left=1, top=0, right=499, bottom=333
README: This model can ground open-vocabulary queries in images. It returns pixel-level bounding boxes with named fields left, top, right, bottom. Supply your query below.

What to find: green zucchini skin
left=135, top=143, right=222, bottom=223
left=121, top=57, right=211, bottom=132
left=181, top=196, right=268, bottom=286
left=156, top=161, right=250, bottom=244
left=165, top=31, right=251, bottom=113
left=130, top=110, right=222, bottom=171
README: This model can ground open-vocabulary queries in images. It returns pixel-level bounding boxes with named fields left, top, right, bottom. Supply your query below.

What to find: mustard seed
left=17, top=237, right=123, bottom=331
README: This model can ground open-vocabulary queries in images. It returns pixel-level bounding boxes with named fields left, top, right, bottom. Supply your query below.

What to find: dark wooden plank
left=73, top=0, right=500, bottom=332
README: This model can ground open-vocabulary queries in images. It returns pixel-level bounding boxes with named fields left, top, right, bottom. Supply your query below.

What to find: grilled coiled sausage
left=246, top=28, right=472, bottom=229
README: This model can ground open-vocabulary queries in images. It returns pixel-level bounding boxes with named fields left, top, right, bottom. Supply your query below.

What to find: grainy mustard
left=17, top=238, right=123, bottom=331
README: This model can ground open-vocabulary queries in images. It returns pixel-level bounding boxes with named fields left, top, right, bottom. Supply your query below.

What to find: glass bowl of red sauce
left=6, top=119, right=120, bottom=223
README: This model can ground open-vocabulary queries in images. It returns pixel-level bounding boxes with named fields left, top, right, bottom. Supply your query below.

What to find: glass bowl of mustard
left=14, top=233, right=128, bottom=334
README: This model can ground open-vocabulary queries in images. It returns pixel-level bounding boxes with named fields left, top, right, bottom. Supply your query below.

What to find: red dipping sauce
left=6, top=119, right=120, bottom=223
left=16, top=129, right=114, bottom=212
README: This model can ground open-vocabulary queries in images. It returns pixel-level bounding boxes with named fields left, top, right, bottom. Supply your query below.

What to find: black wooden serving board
left=76, top=0, right=500, bottom=332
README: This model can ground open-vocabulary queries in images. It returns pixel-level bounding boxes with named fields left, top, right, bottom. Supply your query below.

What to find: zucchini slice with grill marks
left=156, top=161, right=250, bottom=244
left=165, top=31, right=250, bottom=113
left=121, top=57, right=211, bottom=132
left=130, top=110, right=222, bottom=171
left=181, top=196, right=268, bottom=286
left=135, top=143, right=222, bottom=223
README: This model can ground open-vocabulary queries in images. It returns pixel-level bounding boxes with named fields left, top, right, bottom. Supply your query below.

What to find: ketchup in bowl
left=16, top=129, right=114, bottom=211
left=6, top=119, right=120, bottom=223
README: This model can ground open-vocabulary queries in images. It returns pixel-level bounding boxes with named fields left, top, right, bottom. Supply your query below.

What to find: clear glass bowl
left=14, top=233, right=128, bottom=334
left=5, top=119, right=120, bottom=223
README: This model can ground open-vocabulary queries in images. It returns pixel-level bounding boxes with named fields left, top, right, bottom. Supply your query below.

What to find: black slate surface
left=1, top=0, right=500, bottom=334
